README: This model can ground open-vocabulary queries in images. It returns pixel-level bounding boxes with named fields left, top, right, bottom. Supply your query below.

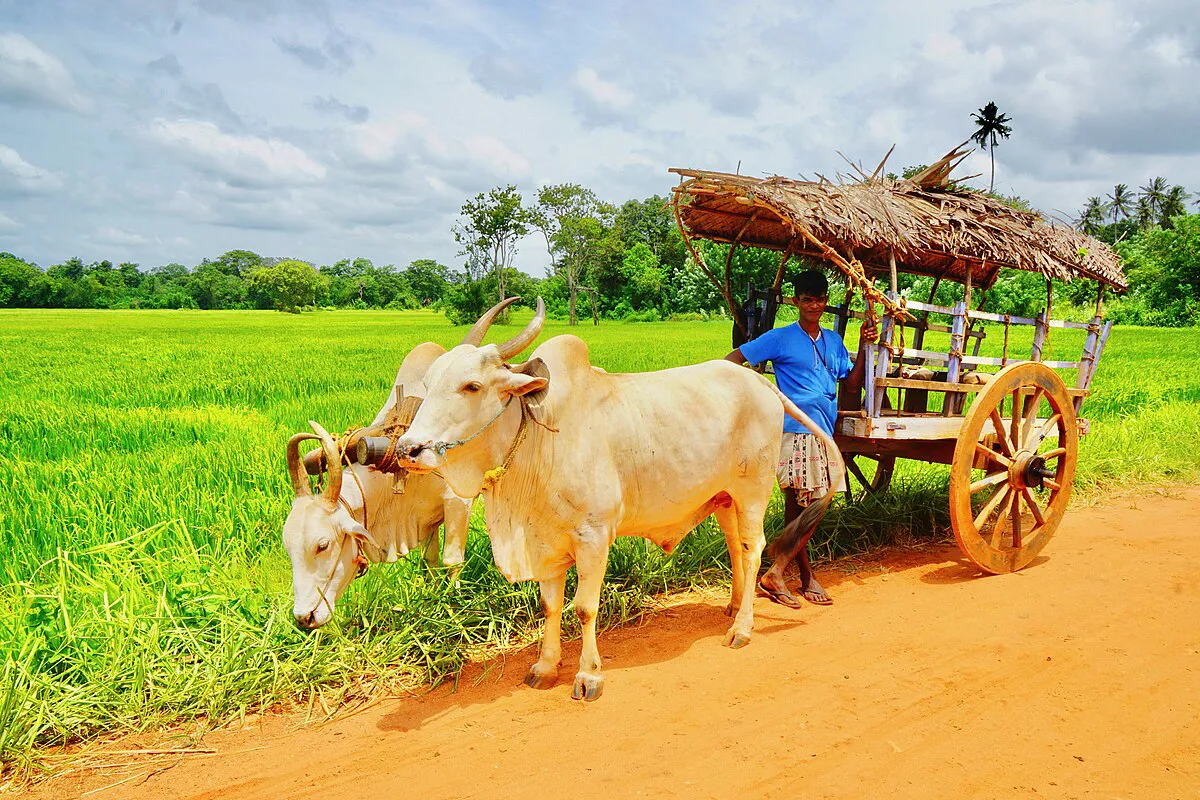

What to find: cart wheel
left=949, top=362, right=1078, bottom=574
left=844, top=455, right=895, bottom=502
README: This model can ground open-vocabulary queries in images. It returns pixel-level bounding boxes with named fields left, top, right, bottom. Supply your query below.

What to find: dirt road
left=30, top=487, right=1200, bottom=800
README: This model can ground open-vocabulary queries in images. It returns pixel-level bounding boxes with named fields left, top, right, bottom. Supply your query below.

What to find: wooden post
left=836, top=285, right=853, bottom=338
left=888, top=250, right=898, bottom=296
left=944, top=299, right=967, bottom=416
left=1032, top=278, right=1051, bottom=361
left=914, top=274, right=942, bottom=351
left=963, top=261, right=974, bottom=311
left=1094, top=283, right=1106, bottom=318
left=871, top=292, right=896, bottom=418
left=863, top=296, right=878, bottom=418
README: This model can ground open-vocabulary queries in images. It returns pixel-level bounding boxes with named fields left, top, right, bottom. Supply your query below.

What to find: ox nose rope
left=430, top=396, right=515, bottom=457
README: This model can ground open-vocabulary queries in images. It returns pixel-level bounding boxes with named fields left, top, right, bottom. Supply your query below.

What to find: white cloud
left=0, top=209, right=21, bottom=231
left=144, top=119, right=327, bottom=186
left=571, top=67, right=634, bottom=126
left=0, top=144, right=63, bottom=194
left=0, top=32, right=94, bottom=114
left=94, top=226, right=150, bottom=246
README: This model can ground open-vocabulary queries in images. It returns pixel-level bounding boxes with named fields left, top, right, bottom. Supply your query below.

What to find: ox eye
left=461, top=382, right=482, bottom=394
left=315, top=541, right=331, bottom=554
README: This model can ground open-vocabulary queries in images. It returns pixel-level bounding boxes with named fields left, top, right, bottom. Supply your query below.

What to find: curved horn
left=495, top=297, right=546, bottom=360
left=309, top=421, right=342, bottom=510
left=286, top=432, right=320, bottom=497
left=460, top=296, right=522, bottom=346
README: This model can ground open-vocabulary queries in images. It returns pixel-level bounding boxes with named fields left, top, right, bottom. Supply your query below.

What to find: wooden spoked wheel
left=844, top=455, right=896, bottom=501
left=949, top=362, right=1079, bottom=574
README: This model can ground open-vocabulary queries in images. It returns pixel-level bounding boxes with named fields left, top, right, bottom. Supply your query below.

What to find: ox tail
left=756, top=377, right=846, bottom=559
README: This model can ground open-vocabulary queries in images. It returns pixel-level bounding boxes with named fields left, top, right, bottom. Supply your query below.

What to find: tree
left=453, top=185, right=531, bottom=310
left=1139, top=177, right=1169, bottom=220
left=620, top=242, right=665, bottom=311
left=1078, top=196, right=1107, bottom=235
left=1160, top=185, right=1191, bottom=227
left=970, top=101, right=1013, bottom=192
left=0, top=252, right=42, bottom=307
left=201, top=249, right=264, bottom=277
left=248, top=259, right=326, bottom=313
left=403, top=259, right=452, bottom=305
left=534, top=183, right=615, bottom=325
left=1107, top=183, right=1134, bottom=223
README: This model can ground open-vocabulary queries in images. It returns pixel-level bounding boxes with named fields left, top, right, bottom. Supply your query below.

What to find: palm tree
left=1138, top=176, right=1169, bottom=219
left=1159, top=185, right=1191, bottom=227
left=1077, top=196, right=1107, bottom=235
left=1106, top=183, right=1133, bottom=223
left=970, top=101, right=1013, bottom=192
left=1133, top=196, right=1154, bottom=229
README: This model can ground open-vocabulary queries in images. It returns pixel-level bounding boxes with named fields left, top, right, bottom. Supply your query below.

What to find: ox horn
left=495, top=297, right=546, bottom=360
left=308, top=420, right=343, bottom=510
left=460, top=296, right=522, bottom=347
left=286, top=432, right=320, bottom=497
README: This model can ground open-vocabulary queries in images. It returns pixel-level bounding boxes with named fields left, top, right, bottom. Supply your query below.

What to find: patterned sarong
left=776, top=432, right=845, bottom=503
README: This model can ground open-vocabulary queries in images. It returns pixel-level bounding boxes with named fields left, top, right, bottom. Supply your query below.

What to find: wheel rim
left=949, top=362, right=1078, bottom=574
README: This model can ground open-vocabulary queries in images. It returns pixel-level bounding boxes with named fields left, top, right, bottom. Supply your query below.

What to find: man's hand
left=859, top=319, right=879, bottom=349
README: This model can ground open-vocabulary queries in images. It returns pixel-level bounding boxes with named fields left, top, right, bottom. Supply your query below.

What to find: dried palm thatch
left=670, top=144, right=1125, bottom=328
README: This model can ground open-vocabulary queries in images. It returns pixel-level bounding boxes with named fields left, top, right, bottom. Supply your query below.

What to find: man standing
left=724, top=269, right=876, bottom=608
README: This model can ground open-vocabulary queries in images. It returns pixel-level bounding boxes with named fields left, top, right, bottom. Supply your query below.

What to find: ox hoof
left=523, top=665, right=559, bottom=690
left=571, top=673, right=604, bottom=702
left=722, top=629, right=752, bottom=649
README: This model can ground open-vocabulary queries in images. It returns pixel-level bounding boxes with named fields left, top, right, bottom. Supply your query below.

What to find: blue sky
left=1, top=0, right=1197, bottom=275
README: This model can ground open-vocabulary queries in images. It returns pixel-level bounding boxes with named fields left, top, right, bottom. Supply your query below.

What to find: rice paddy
left=1, top=308, right=1198, bottom=774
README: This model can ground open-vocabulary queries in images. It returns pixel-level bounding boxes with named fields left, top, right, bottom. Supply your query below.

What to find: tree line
left=3, top=180, right=1199, bottom=327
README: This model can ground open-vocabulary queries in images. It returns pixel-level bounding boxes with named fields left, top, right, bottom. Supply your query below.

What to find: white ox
left=282, top=300, right=520, bottom=629
left=394, top=300, right=843, bottom=700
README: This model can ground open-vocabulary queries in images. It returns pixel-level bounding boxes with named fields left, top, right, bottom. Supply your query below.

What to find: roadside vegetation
left=1, top=309, right=1198, bottom=775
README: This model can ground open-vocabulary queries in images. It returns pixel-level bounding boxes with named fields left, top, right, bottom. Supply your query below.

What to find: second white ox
left=395, top=299, right=843, bottom=700
left=283, top=299, right=521, bottom=629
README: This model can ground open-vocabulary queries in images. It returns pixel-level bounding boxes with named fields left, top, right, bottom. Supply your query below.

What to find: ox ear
left=503, top=357, right=550, bottom=403
left=344, top=520, right=380, bottom=551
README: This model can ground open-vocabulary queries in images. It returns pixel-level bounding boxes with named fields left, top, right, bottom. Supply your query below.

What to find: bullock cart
left=670, top=146, right=1126, bottom=574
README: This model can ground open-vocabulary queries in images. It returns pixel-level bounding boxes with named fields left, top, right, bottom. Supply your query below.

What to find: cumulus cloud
left=571, top=67, right=635, bottom=127
left=274, top=26, right=367, bottom=73
left=0, top=32, right=94, bottom=114
left=468, top=51, right=542, bottom=99
left=144, top=118, right=326, bottom=186
left=0, top=144, right=63, bottom=194
left=310, top=95, right=369, bottom=123
left=94, top=226, right=150, bottom=246
left=338, top=112, right=531, bottom=190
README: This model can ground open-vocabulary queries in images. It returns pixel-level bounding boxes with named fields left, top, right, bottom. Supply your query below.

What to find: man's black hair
left=791, top=269, right=829, bottom=298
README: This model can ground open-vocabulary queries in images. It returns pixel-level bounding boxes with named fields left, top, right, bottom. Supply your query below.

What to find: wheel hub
left=1010, top=450, right=1054, bottom=490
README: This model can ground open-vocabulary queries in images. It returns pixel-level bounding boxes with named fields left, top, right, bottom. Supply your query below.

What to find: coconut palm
left=1133, top=196, right=1155, bottom=229
left=1077, top=196, right=1107, bottom=235
left=970, top=101, right=1013, bottom=192
left=1139, top=177, right=1169, bottom=219
left=1106, top=184, right=1133, bottom=223
left=1159, top=185, right=1191, bottom=227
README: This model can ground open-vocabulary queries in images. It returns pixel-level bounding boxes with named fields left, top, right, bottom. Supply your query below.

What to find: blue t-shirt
left=740, top=324, right=854, bottom=435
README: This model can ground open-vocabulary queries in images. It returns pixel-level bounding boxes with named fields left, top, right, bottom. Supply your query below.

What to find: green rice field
left=1, top=308, right=1198, bottom=773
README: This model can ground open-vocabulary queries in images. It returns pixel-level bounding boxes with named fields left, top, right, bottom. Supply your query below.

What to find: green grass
left=1, top=308, right=1198, bottom=774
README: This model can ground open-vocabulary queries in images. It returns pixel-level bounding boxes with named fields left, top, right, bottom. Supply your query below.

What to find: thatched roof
left=670, top=145, right=1127, bottom=294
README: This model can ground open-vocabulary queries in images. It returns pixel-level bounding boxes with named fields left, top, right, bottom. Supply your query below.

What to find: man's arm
left=842, top=319, right=878, bottom=392
left=724, top=347, right=747, bottom=365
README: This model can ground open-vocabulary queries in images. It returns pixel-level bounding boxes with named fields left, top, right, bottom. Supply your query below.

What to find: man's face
left=793, top=292, right=828, bottom=326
